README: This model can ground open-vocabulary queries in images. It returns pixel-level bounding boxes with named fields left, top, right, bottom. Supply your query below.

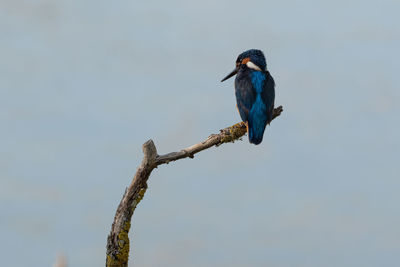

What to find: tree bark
left=106, top=106, right=283, bottom=266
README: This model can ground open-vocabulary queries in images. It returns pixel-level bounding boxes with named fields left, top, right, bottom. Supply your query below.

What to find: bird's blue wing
left=234, top=69, right=256, bottom=122
left=261, top=71, right=275, bottom=123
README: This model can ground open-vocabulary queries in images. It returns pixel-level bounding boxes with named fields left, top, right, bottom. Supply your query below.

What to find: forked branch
left=106, top=106, right=283, bottom=267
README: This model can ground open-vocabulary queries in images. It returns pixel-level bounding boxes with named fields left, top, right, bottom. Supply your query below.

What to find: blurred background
left=1, top=0, right=399, bottom=266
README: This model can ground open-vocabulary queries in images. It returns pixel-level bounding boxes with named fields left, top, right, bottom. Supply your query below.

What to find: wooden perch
left=106, top=106, right=283, bottom=266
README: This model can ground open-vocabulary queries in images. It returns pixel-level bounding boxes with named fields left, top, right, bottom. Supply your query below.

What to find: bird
left=221, top=49, right=275, bottom=145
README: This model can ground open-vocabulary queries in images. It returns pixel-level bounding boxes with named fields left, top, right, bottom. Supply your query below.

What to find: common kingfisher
left=221, top=49, right=275, bottom=145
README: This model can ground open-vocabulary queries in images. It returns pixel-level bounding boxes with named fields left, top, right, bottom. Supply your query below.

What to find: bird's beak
left=221, top=68, right=238, bottom=82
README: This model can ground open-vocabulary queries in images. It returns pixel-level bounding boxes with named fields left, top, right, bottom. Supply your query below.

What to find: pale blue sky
left=1, top=0, right=399, bottom=266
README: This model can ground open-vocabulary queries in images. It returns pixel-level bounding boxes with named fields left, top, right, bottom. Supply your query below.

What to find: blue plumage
left=221, top=49, right=275, bottom=145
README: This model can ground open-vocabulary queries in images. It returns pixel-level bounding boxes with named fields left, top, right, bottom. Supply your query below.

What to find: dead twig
left=106, top=106, right=283, bottom=266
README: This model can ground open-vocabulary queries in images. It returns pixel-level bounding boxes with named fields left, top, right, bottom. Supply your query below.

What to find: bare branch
left=106, top=106, right=283, bottom=266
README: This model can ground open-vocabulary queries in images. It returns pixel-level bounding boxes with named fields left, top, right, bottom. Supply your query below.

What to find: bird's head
left=221, top=49, right=267, bottom=82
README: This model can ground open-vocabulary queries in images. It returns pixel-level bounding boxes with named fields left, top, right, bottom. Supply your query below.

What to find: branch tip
left=142, top=139, right=158, bottom=163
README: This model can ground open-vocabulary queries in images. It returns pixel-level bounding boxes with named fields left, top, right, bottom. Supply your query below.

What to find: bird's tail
left=248, top=116, right=267, bottom=145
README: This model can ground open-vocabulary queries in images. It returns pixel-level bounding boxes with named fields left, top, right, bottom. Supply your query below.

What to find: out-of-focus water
left=1, top=0, right=399, bottom=266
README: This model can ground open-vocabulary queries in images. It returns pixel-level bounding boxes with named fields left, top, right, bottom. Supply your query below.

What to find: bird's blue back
left=235, top=67, right=275, bottom=144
